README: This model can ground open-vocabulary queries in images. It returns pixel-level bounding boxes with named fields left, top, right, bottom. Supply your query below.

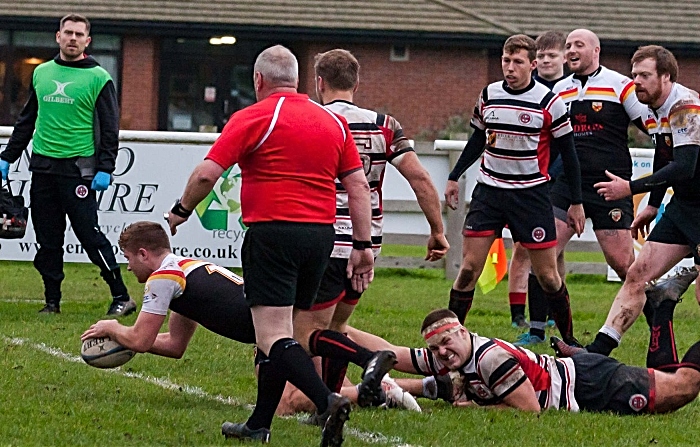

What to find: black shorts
left=551, top=177, right=633, bottom=230
left=312, top=257, right=364, bottom=311
left=647, top=198, right=700, bottom=264
left=464, top=183, right=556, bottom=249
left=573, top=353, right=654, bottom=415
left=169, top=266, right=256, bottom=344
left=242, top=222, right=335, bottom=310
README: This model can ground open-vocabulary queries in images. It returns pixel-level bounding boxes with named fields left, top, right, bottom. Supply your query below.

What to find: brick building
left=0, top=1, right=699, bottom=139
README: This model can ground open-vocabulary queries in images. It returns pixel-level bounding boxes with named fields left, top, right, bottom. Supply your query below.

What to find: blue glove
left=91, top=171, right=111, bottom=191
left=0, top=160, right=9, bottom=180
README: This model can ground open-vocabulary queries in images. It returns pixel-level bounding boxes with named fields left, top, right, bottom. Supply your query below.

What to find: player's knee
left=535, top=272, right=560, bottom=293
left=624, top=262, right=649, bottom=289
left=455, top=267, right=477, bottom=290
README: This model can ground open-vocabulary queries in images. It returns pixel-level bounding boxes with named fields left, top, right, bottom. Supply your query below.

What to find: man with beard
left=555, top=45, right=700, bottom=357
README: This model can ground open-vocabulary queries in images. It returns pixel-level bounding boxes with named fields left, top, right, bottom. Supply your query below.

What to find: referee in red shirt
left=167, top=45, right=374, bottom=446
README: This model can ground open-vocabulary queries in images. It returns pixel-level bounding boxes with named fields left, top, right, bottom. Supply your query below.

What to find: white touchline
left=3, top=336, right=423, bottom=447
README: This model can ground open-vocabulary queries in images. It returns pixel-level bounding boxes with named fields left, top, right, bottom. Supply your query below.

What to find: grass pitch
left=2, top=259, right=700, bottom=446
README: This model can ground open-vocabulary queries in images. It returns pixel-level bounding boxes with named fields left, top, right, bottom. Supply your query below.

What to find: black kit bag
left=0, top=180, right=28, bottom=239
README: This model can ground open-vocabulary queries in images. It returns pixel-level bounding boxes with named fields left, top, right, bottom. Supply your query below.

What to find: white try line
left=3, top=336, right=422, bottom=447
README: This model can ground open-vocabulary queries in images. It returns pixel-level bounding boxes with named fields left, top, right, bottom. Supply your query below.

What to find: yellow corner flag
left=477, top=238, right=508, bottom=294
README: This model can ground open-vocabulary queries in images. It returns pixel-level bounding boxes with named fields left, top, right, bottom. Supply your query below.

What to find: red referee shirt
left=206, top=92, right=362, bottom=224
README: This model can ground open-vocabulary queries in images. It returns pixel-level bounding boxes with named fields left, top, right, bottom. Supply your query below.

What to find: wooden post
left=445, top=150, right=467, bottom=281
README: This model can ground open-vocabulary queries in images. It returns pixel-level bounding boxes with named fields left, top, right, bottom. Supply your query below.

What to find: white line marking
left=4, top=336, right=247, bottom=407
left=3, top=336, right=422, bottom=447
left=0, top=299, right=45, bottom=303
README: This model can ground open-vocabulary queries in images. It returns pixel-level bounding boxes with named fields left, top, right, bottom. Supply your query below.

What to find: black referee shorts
left=242, top=221, right=335, bottom=310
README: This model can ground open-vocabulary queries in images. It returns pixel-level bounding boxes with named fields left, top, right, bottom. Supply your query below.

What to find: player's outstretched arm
left=81, top=312, right=166, bottom=354
left=345, top=326, right=419, bottom=374
left=499, top=379, right=541, bottom=412
left=395, top=152, right=449, bottom=261
left=168, top=159, right=224, bottom=235
left=444, top=129, right=487, bottom=210
left=148, top=312, right=199, bottom=359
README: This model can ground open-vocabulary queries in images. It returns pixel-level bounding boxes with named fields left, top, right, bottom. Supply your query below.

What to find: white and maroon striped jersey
left=411, top=332, right=579, bottom=411
left=471, top=81, right=573, bottom=189
left=324, top=100, right=414, bottom=258
left=643, top=83, right=700, bottom=204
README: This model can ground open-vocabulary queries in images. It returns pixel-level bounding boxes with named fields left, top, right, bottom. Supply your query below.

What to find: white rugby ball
left=81, top=336, right=136, bottom=369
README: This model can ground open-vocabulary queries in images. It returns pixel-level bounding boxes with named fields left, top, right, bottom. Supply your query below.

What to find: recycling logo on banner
left=194, top=167, right=246, bottom=231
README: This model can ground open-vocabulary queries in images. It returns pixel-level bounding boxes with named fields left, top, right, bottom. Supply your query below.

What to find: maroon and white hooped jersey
left=471, top=81, right=573, bottom=190
left=411, top=332, right=579, bottom=411
left=325, top=100, right=414, bottom=259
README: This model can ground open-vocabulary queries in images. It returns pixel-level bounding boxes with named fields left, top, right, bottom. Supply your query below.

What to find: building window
left=390, top=45, right=409, bottom=62
left=159, top=38, right=263, bottom=132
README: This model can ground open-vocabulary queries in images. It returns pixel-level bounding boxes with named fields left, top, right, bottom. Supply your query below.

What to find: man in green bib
left=0, top=14, right=134, bottom=316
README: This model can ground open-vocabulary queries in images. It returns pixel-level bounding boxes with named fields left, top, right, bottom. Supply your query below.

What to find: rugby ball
left=81, top=336, right=136, bottom=369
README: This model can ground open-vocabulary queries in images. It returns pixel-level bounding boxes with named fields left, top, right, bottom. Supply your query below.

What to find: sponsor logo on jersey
left=75, top=184, right=89, bottom=199
left=592, top=102, right=603, bottom=112
left=575, top=113, right=587, bottom=123
left=519, top=113, right=532, bottom=124
left=43, top=80, right=76, bottom=104
left=609, top=208, right=622, bottom=222
left=484, top=110, right=498, bottom=121
left=531, top=227, right=545, bottom=242
left=628, top=394, right=648, bottom=412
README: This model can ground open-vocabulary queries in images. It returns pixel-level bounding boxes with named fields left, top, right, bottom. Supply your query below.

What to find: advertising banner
left=0, top=130, right=247, bottom=266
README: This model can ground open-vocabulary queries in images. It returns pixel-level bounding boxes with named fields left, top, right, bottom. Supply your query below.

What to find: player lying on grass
left=339, top=268, right=700, bottom=413
left=80, top=221, right=413, bottom=412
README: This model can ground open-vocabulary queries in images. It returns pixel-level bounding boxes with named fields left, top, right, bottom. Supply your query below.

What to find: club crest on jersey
left=592, top=102, right=603, bottom=112
left=486, top=130, right=497, bottom=147
left=519, top=113, right=532, bottom=124
left=609, top=208, right=622, bottom=222
left=665, top=136, right=672, bottom=146
left=628, top=394, right=647, bottom=412
left=473, top=383, right=492, bottom=400
left=531, top=227, right=545, bottom=242
left=75, top=184, right=89, bottom=199
left=696, top=244, right=700, bottom=257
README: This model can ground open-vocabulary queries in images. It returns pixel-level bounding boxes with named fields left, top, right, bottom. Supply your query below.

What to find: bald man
left=520, top=29, right=649, bottom=347
left=168, top=45, right=373, bottom=446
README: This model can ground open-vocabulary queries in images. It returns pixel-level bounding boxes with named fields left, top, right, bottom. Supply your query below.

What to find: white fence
left=0, top=128, right=687, bottom=276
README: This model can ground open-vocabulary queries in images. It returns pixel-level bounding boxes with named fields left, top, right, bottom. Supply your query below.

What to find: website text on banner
left=0, top=129, right=247, bottom=266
